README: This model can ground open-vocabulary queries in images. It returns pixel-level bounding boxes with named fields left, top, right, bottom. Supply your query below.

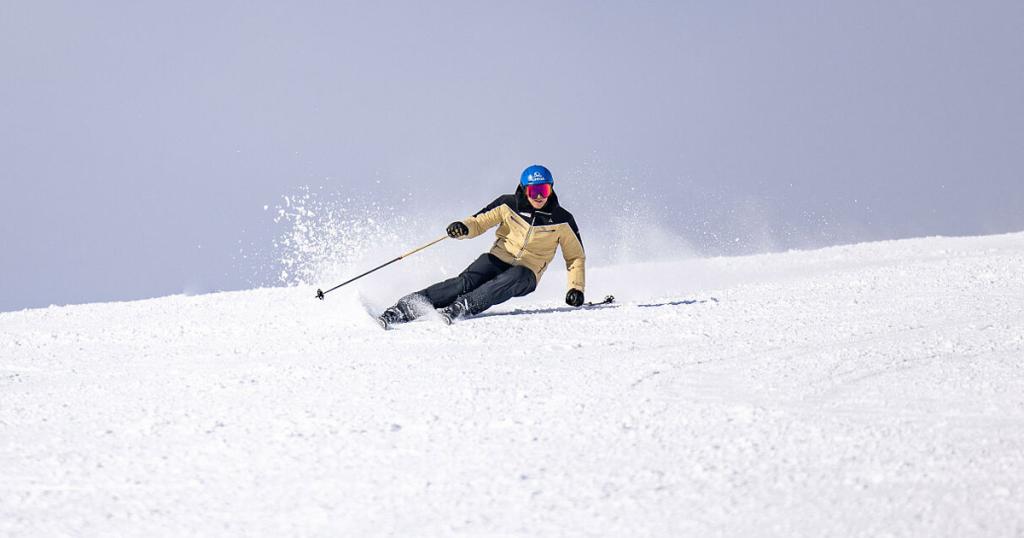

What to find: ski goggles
left=525, top=183, right=552, bottom=200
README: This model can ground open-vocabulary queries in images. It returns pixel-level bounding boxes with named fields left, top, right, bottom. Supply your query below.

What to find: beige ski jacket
left=460, top=187, right=585, bottom=292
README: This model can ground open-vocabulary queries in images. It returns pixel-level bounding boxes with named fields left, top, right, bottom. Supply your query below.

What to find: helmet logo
left=530, top=171, right=545, bottom=182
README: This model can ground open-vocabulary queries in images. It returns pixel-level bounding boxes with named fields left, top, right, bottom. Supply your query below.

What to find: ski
left=378, top=294, right=617, bottom=329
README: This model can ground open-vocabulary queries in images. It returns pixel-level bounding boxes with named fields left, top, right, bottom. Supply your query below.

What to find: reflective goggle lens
left=526, top=183, right=552, bottom=199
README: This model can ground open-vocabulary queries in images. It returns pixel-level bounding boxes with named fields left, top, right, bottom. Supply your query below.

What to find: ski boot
left=376, top=306, right=408, bottom=330
left=438, top=298, right=471, bottom=325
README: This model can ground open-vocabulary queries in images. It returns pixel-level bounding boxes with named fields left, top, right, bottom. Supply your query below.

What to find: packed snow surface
left=2, top=232, right=1023, bottom=536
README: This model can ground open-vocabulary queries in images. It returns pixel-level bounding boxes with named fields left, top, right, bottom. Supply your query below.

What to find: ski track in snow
left=2, top=233, right=1024, bottom=537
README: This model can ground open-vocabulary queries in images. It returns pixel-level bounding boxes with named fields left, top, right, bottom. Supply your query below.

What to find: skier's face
left=525, top=184, right=551, bottom=209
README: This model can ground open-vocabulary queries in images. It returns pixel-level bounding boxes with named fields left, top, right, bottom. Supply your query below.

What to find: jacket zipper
left=514, top=214, right=537, bottom=261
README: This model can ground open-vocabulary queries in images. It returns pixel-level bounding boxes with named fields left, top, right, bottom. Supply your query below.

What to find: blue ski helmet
left=520, top=165, right=554, bottom=187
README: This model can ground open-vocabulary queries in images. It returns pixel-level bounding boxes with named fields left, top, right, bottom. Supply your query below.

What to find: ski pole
left=315, top=234, right=449, bottom=300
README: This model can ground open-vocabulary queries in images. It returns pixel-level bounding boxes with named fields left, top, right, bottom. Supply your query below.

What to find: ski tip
left=583, top=295, right=616, bottom=307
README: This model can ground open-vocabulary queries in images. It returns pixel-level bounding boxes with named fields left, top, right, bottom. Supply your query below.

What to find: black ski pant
left=397, top=253, right=537, bottom=319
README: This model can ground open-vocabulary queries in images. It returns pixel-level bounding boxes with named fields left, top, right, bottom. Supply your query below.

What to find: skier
left=377, top=164, right=586, bottom=328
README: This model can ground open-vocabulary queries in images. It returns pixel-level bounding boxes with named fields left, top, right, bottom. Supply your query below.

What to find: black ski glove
left=446, top=221, right=469, bottom=238
left=566, top=288, right=584, bottom=307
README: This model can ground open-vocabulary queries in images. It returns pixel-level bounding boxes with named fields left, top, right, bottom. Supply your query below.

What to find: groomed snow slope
left=2, top=232, right=1023, bottom=537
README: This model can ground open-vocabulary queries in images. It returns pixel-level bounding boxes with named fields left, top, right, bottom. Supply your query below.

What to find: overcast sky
left=2, top=1, right=1022, bottom=312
